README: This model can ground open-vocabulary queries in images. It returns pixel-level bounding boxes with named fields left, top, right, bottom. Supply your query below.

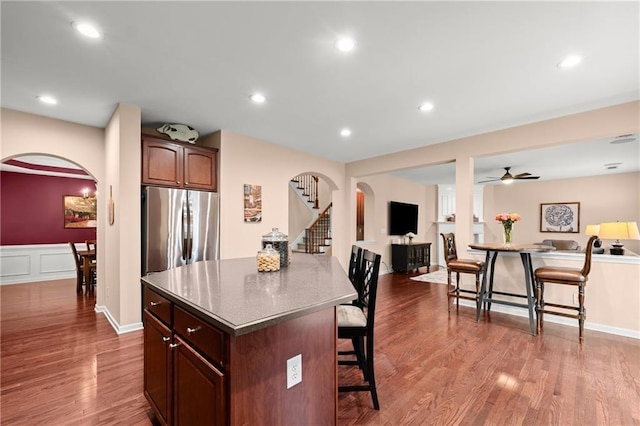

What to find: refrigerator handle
left=181, top=198, right=187, bottom=261
left=187, top=197, right=193, bottom=261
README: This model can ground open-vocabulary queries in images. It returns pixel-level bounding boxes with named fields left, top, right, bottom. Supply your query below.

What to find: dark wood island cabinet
left=141, top=254, right=356, bottom=426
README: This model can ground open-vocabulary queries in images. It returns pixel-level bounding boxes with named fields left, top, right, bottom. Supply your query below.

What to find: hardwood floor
left=2, top=274, right=639, bottom=425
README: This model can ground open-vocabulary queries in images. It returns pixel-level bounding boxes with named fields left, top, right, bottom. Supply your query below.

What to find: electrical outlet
left=287, top=354, right=302, bottom=389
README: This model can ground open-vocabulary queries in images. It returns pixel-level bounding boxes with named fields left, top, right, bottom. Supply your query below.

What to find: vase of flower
left=503, top=223, right=513, bottom=245
left=496, top=212, right=521, bottom=246
left=405, top=232, right=416, bottom=244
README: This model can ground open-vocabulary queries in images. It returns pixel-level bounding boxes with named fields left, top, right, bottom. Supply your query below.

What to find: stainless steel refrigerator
left=142, top=186, right=219, bottom=274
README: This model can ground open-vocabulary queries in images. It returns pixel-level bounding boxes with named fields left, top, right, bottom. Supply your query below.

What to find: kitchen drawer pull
left=150, top=301, right=161, bottom=306
left=162, top=336, right=170, bottom=343
left=169, top=343, right=181, bottom=349
left=186, top=326, right=200, bottom=335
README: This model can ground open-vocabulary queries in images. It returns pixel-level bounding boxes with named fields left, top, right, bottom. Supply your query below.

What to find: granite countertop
left=141, top=253, right=357, bottom=336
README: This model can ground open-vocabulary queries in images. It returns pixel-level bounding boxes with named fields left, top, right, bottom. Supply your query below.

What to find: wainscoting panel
left=0, top=244, right=76, bottom=285
left=0, top=254, right=30, bottom=277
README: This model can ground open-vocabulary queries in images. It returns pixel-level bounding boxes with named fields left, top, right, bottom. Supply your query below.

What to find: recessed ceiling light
left=335, top=37, right=356, bottom=53
left=340, top=128, right=352, bottom=137
left=418, top=102, right=434, bottom=112
left=249, top=93, right=267, bottom=104
left=557, top=55, right=582, bottom=69
left=72, top=21, right=102, bottom=39
left=37, top=95, right=57, bottom=105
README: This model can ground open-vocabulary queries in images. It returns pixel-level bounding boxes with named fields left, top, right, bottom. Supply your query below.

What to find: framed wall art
left=540, top=202, right=580, bottom=233
left=64, top=195, right=97, bottom=228
left=244, top=184, right=262, bottom=222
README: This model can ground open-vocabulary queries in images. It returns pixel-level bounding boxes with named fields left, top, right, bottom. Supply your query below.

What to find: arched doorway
left=288, top=173, right=334, bottom=254
left=0, top=154, right=97, bottom=286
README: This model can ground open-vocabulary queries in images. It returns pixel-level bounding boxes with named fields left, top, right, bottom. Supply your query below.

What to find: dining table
left=77, top=249, right=96, bottom=291
left=469, top=242, right=555, bottom=335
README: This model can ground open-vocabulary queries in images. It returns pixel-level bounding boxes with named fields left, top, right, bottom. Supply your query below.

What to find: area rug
left=410, top=269, right=448, bottom=284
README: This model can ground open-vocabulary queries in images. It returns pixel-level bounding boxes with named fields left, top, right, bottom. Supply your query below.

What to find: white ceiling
left=1, top=2, right=639, bottom=183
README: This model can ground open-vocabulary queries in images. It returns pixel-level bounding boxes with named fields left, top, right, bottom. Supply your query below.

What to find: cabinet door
left=183, top=146, right=217, bottom=191
left=173, top=336, right=226, bottom=426
left=142, top=137, right=184, bottom=187
left=144, top=311, right=172, bottom=426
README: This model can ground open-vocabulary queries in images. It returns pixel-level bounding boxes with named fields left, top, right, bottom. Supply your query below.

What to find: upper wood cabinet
left=142, top=135, right=218, bottom=192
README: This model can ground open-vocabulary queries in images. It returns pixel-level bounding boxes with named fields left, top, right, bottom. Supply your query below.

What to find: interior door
left=356, top=191, right=365, bottom=241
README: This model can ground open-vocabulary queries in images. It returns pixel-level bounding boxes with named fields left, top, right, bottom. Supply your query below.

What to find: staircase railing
left=305, top=203, right=332, bottom=254
left=291, top=175, right=319, bottom=209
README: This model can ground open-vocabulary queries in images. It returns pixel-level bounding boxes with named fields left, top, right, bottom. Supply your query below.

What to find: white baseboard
left=95, top=304, right=143, bottom=334
left=458, top=300, right=639, bottom=340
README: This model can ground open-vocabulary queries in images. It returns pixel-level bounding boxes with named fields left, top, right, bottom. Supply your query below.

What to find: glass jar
left=257, top=244, right=280, bottom=272
left=261, top=227, right=288, bottom=268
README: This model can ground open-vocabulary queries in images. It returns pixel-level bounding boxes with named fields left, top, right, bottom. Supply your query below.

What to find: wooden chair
left=440, top=233, right=485, bottom=313
left=337, top=249, right=382, bottom=410
left=85, top=240, right=96, bottom=252
left=346, top=245, right=364, bottom=302
left=85, top=240, right=97, bottom=291
left=534, top=235, right=598, bottom=342
left=69, top=242, right=85, bottom=292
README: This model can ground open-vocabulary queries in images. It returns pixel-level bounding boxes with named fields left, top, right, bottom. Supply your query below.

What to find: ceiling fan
left=478, top=167, right=540, bottom=184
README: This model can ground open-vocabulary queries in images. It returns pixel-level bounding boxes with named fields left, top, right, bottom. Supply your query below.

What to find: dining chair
left=69, top=242, right=85, bottom=292
left=440, top=233, right=485, bottom=313
left=337, top=249, right=382, bottom=410
left=85, top=240, right=96, bottom=252
left=346, top=245, right=364, bottom=303
left=534, top=235, right=598, bottom=342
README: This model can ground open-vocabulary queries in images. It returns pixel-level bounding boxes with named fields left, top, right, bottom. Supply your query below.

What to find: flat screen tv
left=388, top=201, right=418, bottom=235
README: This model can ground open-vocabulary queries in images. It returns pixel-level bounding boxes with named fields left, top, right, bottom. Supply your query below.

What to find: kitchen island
left=141, top=253, right=357, bottom=426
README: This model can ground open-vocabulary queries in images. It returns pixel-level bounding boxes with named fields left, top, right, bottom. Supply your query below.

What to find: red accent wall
left=0, top=172, right=97, bottom=245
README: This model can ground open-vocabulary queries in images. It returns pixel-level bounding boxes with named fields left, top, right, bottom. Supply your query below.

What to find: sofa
left=539, top=239, right=581, bottom=251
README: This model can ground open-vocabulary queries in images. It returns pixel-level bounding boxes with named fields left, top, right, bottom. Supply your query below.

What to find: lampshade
left=598, top=222, right=640, bottom=240
left=584, top=224, right=600, bottom=236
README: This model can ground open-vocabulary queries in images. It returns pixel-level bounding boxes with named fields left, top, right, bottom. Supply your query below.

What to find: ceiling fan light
left=502, top=177, right=514, bottom=184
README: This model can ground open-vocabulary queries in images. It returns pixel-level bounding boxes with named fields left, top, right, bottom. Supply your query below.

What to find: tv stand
left=392, top=242, right=431, bottom=273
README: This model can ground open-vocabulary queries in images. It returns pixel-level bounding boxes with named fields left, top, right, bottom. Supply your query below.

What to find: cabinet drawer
left=143, top=286, right=172, bottom=326
left=174, top=306, right=226, bottom=367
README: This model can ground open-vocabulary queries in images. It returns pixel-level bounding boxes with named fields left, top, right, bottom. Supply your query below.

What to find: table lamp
left=598, top=221, right=640, bottom=255
left=584, top=224, right=604, bottom=254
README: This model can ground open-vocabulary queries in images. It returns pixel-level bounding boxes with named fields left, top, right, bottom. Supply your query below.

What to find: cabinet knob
left=169, top=343, right=181, bottom=349
left=150, top=301, right=161, bottom=306
left=186, top=326, right=200, bottom=335
left=176, top=181, right=180, bottom=184
left=162, top=336, right=170, bottom=343
left=185, top=182, right=189, bottom=185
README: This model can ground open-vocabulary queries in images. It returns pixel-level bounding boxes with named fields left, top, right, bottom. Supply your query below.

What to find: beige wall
left=354, top=173, right=436, bottom=270
left=1, top=106, right=143, bottom=331
left=288, top=185, right=313, bottom=243
left=487, top=172, right=640, bottom=254
left=346, top=101, right=640, bottom=336
left=216, top=130, right=346, bottom=261
left=1, top=108, right=107, bottom=303
left=104, top=104, right=142, bottom=329
left=346, top=101, right=640, bottom=253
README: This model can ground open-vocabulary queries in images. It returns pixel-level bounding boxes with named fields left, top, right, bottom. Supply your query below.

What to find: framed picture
left=244, top=184, right=262, bottom=223
left=64, top=195, right=97, bottom=228
left=540, top=202, right=580, bottom=233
